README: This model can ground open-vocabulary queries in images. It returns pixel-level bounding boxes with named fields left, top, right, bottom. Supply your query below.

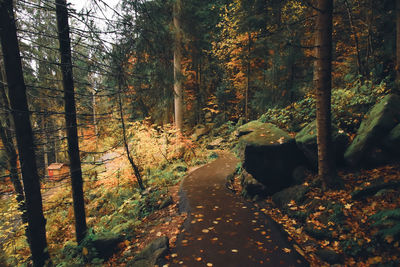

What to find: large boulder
left=295, top=120, right=349, bottom=168
left=383, top=123, right=400, bottom=156
left=128, top=236, right=169, bottom=267
left=344, top=94, right=400, bottom=166
left=235, top=120, right=265, bottom=137
left=239, top=123, right=307, bottom=195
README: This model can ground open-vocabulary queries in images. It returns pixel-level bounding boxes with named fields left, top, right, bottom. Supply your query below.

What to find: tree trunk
left=314, top=0, right=337, bottom=189
left=42, top=114, right=49, bottom=177
left=397, top=0, right=400, bottom=82
left=173, top=0, right=183, bottom=132
left=0, top=1, right=50, bottom=265
left=55, top=0, right=87, bottom=244
left=344, top=0, right=363, bottom=78
left=245, top=32, right=252, bottom=122
left=0, top=65, right=26, bottom=218
left=117, top=86, right=145, bottom=191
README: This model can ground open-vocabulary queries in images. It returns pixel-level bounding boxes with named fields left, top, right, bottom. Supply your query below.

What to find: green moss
left=239, top=123, right=292, bottom=147
left=236, top=120, right=265, bottom=136
left=345, top=94, right=400, bottom=165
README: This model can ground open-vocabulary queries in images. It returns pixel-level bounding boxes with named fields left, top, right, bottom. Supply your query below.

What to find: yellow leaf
left=344, top=203, right=352, bottom=209
left=282, top=248, right=291, bottom=253
left=82, top=247, right=88, bottom=256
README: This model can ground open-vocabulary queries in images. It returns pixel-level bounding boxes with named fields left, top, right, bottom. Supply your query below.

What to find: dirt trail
left=170, top=152, right=308, bottom=267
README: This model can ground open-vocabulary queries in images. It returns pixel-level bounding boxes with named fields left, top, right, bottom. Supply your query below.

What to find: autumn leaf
left=82, top=247, right=88, bottom=256
left=282, top=248, right=291, bottom=253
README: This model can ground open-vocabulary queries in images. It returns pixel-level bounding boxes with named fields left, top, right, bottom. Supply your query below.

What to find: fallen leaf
left=282, top=248, right=291, bottom=253
left=231, top=249, right=238, bottom=253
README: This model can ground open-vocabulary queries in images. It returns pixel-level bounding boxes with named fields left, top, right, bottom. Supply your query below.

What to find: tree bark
left=344, top=0, right=363, bottom=78
left=173, top=0, right=183, bottom=132
left=397, top=0, right=400, bottom=81
left=0, top=65, right=26, bottom=220
left=55, top=0, right=87, bottom=244
left=0, top=0, right=50, bottom=265
left=314, top=0, right=337, bottom=189
left=245, top=32, right=252, bottom=122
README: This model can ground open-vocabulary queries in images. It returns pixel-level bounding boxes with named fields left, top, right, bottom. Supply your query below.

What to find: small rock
left=272, top=185, right=309, bottom=210
left=241, top=170, right=268, bottom=199
left=91, top=235, right=124, bottom=260
left=207, top=138, right=224, bottom=149
left=159, top=196, right=173, bottom=209
left=128, top=236, right=169, bottom=267
left=191, top=124, right=209, bottom=141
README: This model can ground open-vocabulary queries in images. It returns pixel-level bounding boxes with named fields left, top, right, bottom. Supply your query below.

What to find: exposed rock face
left=295, top=120, right=349, bottom=167
left=344, top=94, right=400, bottom=166
left=128, top=236, right=169, bottom=267
left=238, top=122, right=306, bottom=195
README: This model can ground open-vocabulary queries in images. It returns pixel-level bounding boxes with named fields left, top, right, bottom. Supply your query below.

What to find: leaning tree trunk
left=173, top=0, right=183, bottom=132
left=117, top=84, right=145, bottom=191
left=0, top=0, right=50, bottom=265
left=55, top=0, right=87, bottom=244
left=314, top=0, right=337, bottom=189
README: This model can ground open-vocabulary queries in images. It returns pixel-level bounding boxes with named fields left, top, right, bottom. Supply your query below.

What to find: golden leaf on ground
left=385, top=235, right=394, bottom=243
left=231, top=249, right=238, bottom=253
left=207, top=263, right=213, bottom=266
left=344, top=203, right=352, bottom=209
left=82, top=247, right=88, bottom=256
left=202, top=229, right=209, bottom=233
left=282, top=248, right=291, bottom=253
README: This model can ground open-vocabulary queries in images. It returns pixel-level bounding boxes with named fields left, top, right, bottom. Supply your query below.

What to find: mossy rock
left=272, top=185, right=309, bottom=211
left=240, top=170, right=268, bottom=199
left=383, top=123, right=400, bottom=156
left=128, top=236, right=169, bottom=267
left=295, top=120, right=349, bottom=168
left=239, top=123, right=307, bottom=195
left=344, top=94, right=400, bottom=166
left=235, top=120, right=265, bottom=137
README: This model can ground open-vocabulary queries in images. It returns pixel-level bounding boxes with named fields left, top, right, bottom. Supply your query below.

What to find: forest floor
left=230, top=164, right=400, bottom=266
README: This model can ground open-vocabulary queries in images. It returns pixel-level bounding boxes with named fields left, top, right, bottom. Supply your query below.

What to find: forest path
left=170, top=152, right=308, bottom=267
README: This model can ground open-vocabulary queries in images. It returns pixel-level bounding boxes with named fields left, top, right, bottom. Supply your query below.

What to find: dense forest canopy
left=1, top=0, right=400, bottom=266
